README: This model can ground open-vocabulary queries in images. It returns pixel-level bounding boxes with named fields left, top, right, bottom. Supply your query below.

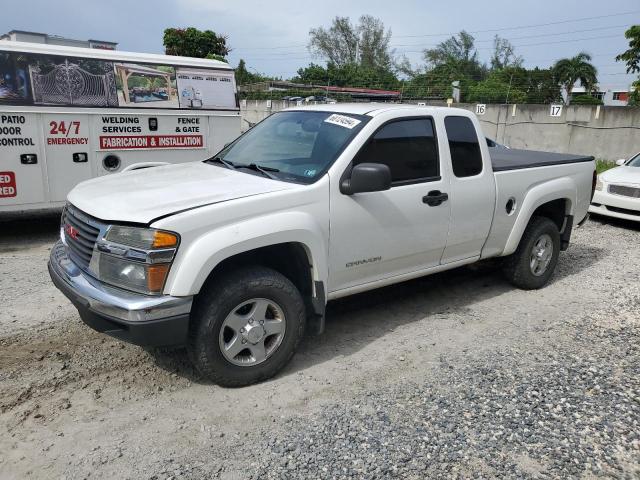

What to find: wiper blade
left=205, top=156, right=236, bottom=170
left=235, top=163, right=280, bottom=179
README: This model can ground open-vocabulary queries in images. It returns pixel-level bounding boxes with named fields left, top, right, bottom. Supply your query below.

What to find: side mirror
left=340, top=163, right=392, bottom=195
left=615, top=158, right=627, bottom=166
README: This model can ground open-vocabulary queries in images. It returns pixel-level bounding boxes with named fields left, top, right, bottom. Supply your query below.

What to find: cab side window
left=444, top=116, right=483, bottom=177
left=353, top=118, right=439, bottom=184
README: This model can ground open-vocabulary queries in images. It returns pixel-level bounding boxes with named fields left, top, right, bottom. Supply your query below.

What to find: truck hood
left=67, top=162, right=295, bottom=224
left=600, top=165, right=640, bottom=186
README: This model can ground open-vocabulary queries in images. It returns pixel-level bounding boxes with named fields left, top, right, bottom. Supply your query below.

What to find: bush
left=467, top=78, right=526, bottom=104
left=570, top=95, right=603, bottom=105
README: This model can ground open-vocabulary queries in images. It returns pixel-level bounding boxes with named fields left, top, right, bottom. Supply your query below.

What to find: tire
left=188, top=266, right=306, bottom=387
left=503, top=216, right=561, bottom=290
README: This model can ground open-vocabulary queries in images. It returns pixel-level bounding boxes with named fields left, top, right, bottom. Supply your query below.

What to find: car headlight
left=90, top=226, right=179, bottom=295
left=595, top=177, right=604, bottom=191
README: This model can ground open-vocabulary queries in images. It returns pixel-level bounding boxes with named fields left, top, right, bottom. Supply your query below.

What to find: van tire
left=187, top=266, right=306, bottom=387
left=503, top=216, right=560, bottom=290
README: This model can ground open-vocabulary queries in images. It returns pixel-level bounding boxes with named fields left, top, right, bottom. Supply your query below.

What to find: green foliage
left=490, top=35, right=523, bottom=70
left=616, top=26, right=640, bottom=106
left=235, top=59, right=268, bottom=85
left=308, top=15, right=393, bottom=69
left=629, top=80, right=640, bottom=106
left=552, top=52, right=598, bottom=103
left=467, top=75, right=526, bottom=104
left=163, top=27, right=229, bottom=59
left=616, top=25, right=640, bottom=74
left=292, top=62, right=400, bottom=90
left=570, top=95, right=603, bottom=105
left=596, top=159, right=616, bottom=174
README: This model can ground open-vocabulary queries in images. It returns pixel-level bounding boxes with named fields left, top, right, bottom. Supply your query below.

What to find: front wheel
left=503, top=216, right=561, bottom=290
left=188, top=267, right=306, bottom=387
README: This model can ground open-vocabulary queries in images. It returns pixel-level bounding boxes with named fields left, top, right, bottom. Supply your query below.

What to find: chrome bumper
left=49, top=241, right=193, bottom=347
left=49, top=241, right=192, bottom=322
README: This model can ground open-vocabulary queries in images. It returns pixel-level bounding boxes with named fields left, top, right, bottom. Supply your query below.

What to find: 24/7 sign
left=0, top=171, right=17, bottom=198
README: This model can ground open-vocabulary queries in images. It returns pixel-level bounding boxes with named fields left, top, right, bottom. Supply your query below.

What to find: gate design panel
left=30, top=60, right=118, bottom=107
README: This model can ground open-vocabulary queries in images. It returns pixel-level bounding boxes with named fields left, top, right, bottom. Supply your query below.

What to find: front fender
left=163, top=211, right=328, bottom=297
left=502, top=177, right=575, bottom=256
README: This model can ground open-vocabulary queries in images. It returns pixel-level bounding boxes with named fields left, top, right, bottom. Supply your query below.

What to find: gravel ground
left=0, top=211, right=638, bottom=479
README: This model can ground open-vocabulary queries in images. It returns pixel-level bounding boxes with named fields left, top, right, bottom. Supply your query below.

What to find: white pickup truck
left=49, top=104, right=595, bottom=386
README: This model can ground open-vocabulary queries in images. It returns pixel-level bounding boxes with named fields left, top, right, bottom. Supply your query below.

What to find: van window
left=354, top=118, right=439, bottom=184
left=444, top=116, right=483, bottom=177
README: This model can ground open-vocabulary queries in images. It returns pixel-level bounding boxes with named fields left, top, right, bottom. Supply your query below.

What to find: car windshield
left=209, top=110, right=368, bottom=183
left=627, top=153, right=640, bottom=167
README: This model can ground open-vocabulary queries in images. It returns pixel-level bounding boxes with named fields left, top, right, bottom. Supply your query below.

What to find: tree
left=423, top=31, right=484, bottom=83
left=424, top=31, right=477, bottom=67
left=163, top=27, right=230, bottom=59
left=308, top=15, right=393, bottom=69
left=490, top=35, right=523, bottom=70
left=235, top=59, right=267, bottom=85
left=615, top=25, right=640, bottom=105
left=552, top=52, right=598, bottom=104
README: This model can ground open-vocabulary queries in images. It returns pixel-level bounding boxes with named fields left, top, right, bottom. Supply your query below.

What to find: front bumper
left=48, top=241, right=192, bottom=347
left=589, top=189, right=640, bottom=222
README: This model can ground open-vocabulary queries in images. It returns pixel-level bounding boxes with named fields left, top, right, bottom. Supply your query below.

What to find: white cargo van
left=0, top=41, right=241, bottom=212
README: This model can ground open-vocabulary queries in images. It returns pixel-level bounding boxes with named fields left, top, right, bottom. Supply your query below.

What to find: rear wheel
left=503, top=216, right=560, bottom=290
left=188, top=266, right=306, bottom=387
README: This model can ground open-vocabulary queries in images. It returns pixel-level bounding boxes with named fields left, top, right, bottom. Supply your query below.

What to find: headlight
left=91, top=226, right=179, bottom=295
left=595, top=177, right=604, bottom=191
left=105, top=226, right=178, bottom=249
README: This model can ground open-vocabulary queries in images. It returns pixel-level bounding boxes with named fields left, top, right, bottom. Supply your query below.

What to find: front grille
left=62, top=205, right=103, bottom=270
left=608, top=184, right=640, bottom=198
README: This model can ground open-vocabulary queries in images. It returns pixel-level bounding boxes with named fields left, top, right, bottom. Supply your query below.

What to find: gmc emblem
left=65, top=223, right=79, bottom=240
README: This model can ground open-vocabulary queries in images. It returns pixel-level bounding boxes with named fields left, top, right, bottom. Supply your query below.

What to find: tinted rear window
left=444, top=116, right=483, bottom=177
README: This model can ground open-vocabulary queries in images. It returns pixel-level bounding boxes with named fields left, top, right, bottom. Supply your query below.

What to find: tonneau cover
left=490, top=148, right=594, bottom=172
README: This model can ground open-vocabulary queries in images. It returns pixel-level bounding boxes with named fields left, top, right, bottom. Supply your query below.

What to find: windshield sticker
left=304, top=169, right=317, bottom=177
left=324, top=114, right=361, bottom=129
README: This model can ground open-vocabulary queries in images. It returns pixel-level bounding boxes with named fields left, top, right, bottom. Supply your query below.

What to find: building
left=0, top=30, right=117, bottom=50
left=570, top=84, right=632, bottom=106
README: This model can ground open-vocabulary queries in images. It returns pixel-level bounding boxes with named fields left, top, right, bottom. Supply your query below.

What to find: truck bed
left=490, top=148, right=594, bottom=172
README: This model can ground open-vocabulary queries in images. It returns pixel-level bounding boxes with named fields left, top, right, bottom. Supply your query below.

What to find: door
left=329, top=117, right=451, bottom=292
left=43, top=114, right=93, bottom=202
left=440, top=115, right=495, bottom=263
left=0, top=112, right=46, bottom=207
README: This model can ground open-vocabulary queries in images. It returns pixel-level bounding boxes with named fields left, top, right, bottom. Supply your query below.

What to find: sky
left=2, top=0, right=639, bottom=89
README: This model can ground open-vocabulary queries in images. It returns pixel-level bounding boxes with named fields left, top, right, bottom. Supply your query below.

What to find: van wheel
left=503, top=216, right=560, bottom=290
left=188, top=266, right=306, bottom=387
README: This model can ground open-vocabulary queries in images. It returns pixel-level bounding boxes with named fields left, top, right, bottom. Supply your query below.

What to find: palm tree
left=553, top=52, right=598, bottom=105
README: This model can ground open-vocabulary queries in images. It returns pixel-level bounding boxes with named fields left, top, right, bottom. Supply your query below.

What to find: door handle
left=422, top=190, right=448, bottom=206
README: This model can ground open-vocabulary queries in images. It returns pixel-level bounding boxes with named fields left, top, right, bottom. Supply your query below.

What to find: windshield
left=210, top=110, right=368, bottom=183
left=627, top=153, right=640, bottom=167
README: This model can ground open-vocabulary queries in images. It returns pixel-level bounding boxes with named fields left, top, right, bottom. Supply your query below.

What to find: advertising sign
left=176, top=69, right=236, bottom=109
left=97, top=114, right=206, bottom=150
left=114, top=63, right=178, bottom=109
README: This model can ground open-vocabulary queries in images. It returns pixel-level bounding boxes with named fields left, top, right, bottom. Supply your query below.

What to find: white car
left=589, top=153, right=640, bottom=221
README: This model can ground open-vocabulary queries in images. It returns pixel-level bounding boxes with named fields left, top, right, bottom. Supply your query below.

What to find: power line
left=232, top=34, right=620, bottom=60
left=232, top=10, right=639, bottom=50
